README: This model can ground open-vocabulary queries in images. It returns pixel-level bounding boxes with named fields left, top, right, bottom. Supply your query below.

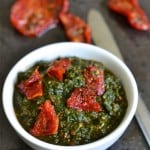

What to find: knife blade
left=88, top=9, right=150, bottom=147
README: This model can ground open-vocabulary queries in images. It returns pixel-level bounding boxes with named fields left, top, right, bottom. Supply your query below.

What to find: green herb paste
left=14, top=57, right=128, bottom=146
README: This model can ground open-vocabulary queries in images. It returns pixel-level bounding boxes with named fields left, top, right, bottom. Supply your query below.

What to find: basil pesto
left=14, top=57, right=128, bottom=145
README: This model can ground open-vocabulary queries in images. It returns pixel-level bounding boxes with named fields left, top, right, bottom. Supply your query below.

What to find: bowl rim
left=2, top=42, right=138, bottom=150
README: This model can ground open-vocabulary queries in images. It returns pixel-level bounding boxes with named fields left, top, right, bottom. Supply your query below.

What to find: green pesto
left=14, top=57, right=128, bottom=146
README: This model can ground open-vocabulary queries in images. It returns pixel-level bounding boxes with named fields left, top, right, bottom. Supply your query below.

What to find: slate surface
left=0, top=0, right=149, bottom=149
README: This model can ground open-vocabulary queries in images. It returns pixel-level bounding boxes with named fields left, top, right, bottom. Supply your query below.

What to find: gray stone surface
left=0, top=0, right=149, bottom=149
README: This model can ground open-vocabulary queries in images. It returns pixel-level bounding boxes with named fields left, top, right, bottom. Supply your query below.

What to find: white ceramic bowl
left=2, top=42, right=138, bottom=150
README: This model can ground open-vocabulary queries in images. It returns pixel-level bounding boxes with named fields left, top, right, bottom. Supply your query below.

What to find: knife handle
left=107, top=44, right=150, bottom=147
left=135, top=95, right=150, bottom=146
left=110, top=41, right=150, bottom=147
left=110, top=42, right=150, bottom=147
left=106, top=40, right=150, bottom=147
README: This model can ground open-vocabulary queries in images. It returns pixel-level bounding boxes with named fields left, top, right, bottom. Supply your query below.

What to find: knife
left=88, top=9, right=150, bottom=147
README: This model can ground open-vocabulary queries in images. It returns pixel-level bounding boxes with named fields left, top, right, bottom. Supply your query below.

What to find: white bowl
left=2, top=42, right=138, bottom=150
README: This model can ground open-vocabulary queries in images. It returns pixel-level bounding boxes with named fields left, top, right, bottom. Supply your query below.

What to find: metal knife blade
left=88, top=9, right=150, bottom=147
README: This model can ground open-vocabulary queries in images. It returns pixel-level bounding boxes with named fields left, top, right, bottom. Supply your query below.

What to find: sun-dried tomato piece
left=30, top=100, right=59, bottom=136
left=18, top=68, right=43, bottom=100
left=47, top=58, right=71, bottom=81
left=59, top=13, right=91, bottom=43
left=10, top=0, right=70, bottom=37
left=84, top=65, right=105, bottom=96
left=108, top=0, right=150, bottom=31
left=67, top=87, right=102, bottom=112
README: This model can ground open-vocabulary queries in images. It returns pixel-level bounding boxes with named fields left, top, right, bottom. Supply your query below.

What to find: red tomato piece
left=84, top=65, right=105, bottom=96
left=59, top=13, right=91, bottom=43
left=108, top=0, right=133, bottom=17
left=18, top=68, right=43, bottom=100
left=30, top=100, right=59, bottom=136
left=47, top=58, right=71, bottom=81
left=10, top=0, right=70, bottom=37
left=67, top=87, right=102, bottom=112
left=108, top=0, right=150, bottom=31
left=127, top=8, right=150, bottom=31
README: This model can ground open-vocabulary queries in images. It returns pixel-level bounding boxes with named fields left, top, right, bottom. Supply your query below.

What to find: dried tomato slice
left=47, top=58, right=71, bottom=81
left=30, top=100, right=59, bottom=136
left=84, top=65, right=105, bottom=96
left=59, top=13, right=91, bottom=43
left=127, top=8, right=150, bottom=31
left=67, top=87, right=102, bottom=112
left=18, top=68, right=43, bottom=100
left=10, top=0, right=70, bottom=37
left=108, top=0, right=150, bottom=31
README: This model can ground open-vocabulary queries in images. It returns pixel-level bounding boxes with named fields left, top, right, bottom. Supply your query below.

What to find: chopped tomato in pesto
left=30, top=100, right=59, bottom=136
left=67, top=87, right=102, bottom=112
left=17, top=68, right=43, bottom=100
left=14, top=57, right=127, bottom=145
left=47, top=58, right=71, bottom=81
left=84, top=65, right=105, bottom=96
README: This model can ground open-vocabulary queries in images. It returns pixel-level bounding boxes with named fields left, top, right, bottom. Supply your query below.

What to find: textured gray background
left=0, top=0, right=150, bottom=149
